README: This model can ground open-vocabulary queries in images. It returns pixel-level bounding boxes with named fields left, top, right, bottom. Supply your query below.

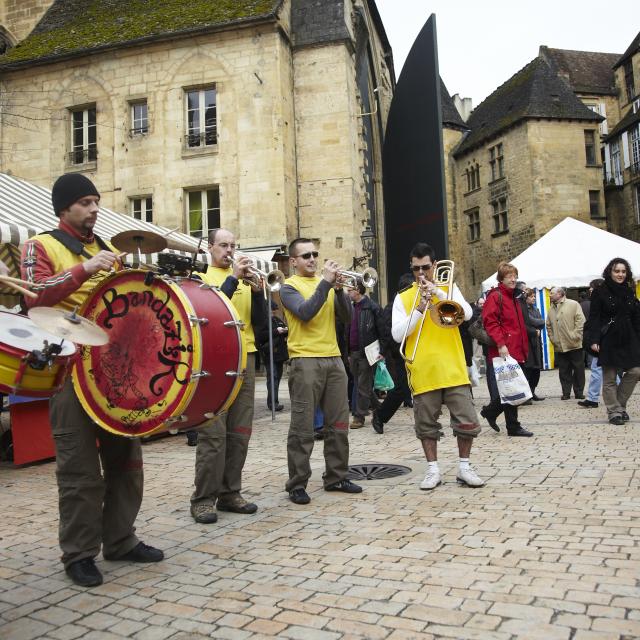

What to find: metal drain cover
left=347, top=463, right=412, bottom=480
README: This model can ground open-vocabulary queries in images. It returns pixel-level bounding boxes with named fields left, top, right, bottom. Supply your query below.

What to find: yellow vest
left=30, top=232, right=119, bottom=311
left=284, top=275, right=340, bottom=358
left=399, top=283, right=469, bottom=394
left=198, top=266, right=256, bottom=353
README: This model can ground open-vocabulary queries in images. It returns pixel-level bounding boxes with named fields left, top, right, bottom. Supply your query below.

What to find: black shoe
left=532, top=394, right=545, bottom=401
left=521, top=399, right=533, bottom=406
left=609, top=416, right=625, bottom=425
left=578, top=399, right=598, bottom=408
left=186, top=431, right=198, bottom=446
left=403, top=400, right=413, bottom=408
left=314, top=429, right=325, bottom=440
left=275, top=403, right=284, bottom=412
left=575, top=395, right=585, bottom=400
left=480, top=406, right=500, bottom=432
left=372, top=411, right=384, bottom=434
left=507, top=426, right=533, bottom=437
left=325, top=479, right=363, bottom=493
left=105, top=542, right=164, bottom=563
left=621, top=411, right=630, bottom=422
left=65, top=558, right=103, bottom=587
left=561, top=395, right=570, bottom=400
left=289, top=488, right=311, bottom=504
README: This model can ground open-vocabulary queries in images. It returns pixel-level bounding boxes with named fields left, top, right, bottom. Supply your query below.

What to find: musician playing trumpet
left=391, top=242, right=485, bottom=490
left=280, top=238, right=363, bottom=505
left=190, top=228, right=267, bottom=524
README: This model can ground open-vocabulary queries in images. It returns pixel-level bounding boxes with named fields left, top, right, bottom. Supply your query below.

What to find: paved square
left=1, top=370, right=639, bottom=639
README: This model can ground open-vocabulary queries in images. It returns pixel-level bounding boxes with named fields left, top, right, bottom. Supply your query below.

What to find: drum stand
left=267, top=287, right=276, bottom=422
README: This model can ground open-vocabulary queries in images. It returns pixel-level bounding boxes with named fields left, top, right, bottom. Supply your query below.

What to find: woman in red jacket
left=480, top=262, right=533, bottom=437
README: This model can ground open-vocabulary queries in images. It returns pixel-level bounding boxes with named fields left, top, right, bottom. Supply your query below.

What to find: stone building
left=0, top=0, right=393, bottom=289
left=448, top=50, right=623, bottom=296
left=600, top=32, right=640, bottom=243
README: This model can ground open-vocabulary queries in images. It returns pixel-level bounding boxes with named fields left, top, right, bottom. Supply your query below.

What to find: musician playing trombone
left=391, top=242, right=485, bottom=490
left=280, top=238, right=363, bottom=504
left=190, top=228, right=267, bottom=523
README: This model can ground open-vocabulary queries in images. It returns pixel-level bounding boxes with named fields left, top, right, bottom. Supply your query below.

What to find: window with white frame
left=131, top=197, right=153, bottom=223
left=489, top=143, right=504, bottom=181
left=69, top=106, right=97, bottom=164
left=186, top=187, right=220, bottom=237
left=610, top=139, right=622, bottom=182
left=630, top=125, right=640, bottom=171
left=185, top=86, right=217, bottom=148
left=491, top=197, right=508, bottom=233
left=130, top=100, right=148, bottom=135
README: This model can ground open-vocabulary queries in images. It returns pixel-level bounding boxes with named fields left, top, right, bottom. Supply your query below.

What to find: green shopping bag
left=373, top=361, right=395, bottom=392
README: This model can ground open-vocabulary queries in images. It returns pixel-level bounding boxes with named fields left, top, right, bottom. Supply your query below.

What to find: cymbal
left=111, top=230, right=167, bottom=254
left=28, top=307, right=109, bottom=346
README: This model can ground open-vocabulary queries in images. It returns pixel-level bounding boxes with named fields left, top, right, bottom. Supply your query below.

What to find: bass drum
left=72, top=270, right=246, bottom=438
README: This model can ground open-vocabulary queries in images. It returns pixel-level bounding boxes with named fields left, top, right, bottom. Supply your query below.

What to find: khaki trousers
left=191, top=353, right=256, bottom=506
left=49, top=379, right=143, bottom=568
left=286, top=357, right=350, bottom=491
left=602, top=365, right=640, bottom=418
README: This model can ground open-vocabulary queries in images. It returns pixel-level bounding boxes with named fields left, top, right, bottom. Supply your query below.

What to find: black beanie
left=51, top=173, right=100, bottom=216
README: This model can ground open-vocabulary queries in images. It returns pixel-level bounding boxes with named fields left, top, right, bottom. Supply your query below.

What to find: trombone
left=336, top=267, right=378, bottom=289
left=399, top=260, right=465, bottom=363
left=229, top=253, right=285, bottom=297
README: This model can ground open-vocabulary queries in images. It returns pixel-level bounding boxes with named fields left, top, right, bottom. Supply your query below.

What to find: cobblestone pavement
left=1, top=369, right=639, bottom=640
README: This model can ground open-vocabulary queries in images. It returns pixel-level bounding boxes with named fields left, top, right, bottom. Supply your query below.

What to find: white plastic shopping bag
left=467, top=361, right=480, bottom=387
left=492, top=356, right=532, bottom=405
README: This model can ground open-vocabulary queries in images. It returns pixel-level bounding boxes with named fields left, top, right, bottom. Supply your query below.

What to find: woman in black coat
left=522, top=288, right=545, bottom=401
left=586, top=257, right=640, bottom=425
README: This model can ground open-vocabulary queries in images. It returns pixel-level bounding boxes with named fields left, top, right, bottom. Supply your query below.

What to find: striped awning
left=0, top=173, right=276, bottom=303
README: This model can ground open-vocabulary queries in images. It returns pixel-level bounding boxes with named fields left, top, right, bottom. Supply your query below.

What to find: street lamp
left=352, top=224, right=376, bottom=269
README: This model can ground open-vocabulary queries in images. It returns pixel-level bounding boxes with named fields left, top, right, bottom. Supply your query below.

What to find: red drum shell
left=72, top=270, right=245, bottom=437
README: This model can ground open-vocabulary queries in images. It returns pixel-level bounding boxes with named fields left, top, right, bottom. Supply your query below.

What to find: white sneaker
left=456, top=466, right=485, bottom=487
left=420, top=469, right=441, bottom=490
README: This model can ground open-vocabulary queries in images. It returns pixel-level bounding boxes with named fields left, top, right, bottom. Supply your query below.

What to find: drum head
left=72, top=271, right=199, bottom=437
left=0, top=311, right=76, bottom=356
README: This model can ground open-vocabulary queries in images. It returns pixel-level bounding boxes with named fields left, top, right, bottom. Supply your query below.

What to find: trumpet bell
left=429, top=300, right=465, bottom=328
left=266, top=269, right=285, bottom=292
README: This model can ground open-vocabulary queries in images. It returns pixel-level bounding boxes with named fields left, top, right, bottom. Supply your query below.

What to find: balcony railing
left=68, top=147, right=97, bottom=165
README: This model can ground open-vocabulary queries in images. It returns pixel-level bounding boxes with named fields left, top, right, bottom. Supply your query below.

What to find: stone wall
left=0, top=0, right=53, bottom=42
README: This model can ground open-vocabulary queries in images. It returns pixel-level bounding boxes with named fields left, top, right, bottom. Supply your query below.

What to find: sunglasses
left=411, top=264, right=433, bottom=272
left=297, top=251, right=319, bottom=259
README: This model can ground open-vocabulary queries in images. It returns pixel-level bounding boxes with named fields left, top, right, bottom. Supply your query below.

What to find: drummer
left=21, top=173, right=164, bottom=587
left=189, top=228, right=267, bottom=524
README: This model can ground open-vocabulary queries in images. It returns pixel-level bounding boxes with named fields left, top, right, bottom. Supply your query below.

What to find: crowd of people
left=9, top=171, right=640, bottom=590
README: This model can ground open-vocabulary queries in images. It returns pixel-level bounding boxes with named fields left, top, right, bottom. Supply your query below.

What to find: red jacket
left=482, top=283, right=529, bottom=363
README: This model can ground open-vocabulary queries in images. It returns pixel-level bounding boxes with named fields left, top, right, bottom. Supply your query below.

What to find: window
left=466, top=208, right=480, bottom=241
left=589, top=190, right=601, bottom=218
left=491, top=197, right=508, bottom=233
left=489, top=143, right=504, bottom=181
left=631, top=125, right=640, bottom=173
left=69, top=106, right=97, bottom=164
left=185, top=86, right=217, bottom=148
left=465, top=164, right=480, bottom=192
left=584, top=130, right=597, bottom=165
left=610, top=139, right=622, bottom=183
left=131, top=197, right=153, bottom=223
left=624, top=60, right=635, bottom=103
left=186, top=188, right=220, bottom=237
left=634, top=185, right=640, bottom=225
left=130, top=100, right=148, bottom=135
left=586, top=103, right=607, bottom=135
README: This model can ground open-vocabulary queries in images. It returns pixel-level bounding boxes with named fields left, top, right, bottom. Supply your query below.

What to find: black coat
left=345, top=295, right=384, bottom=354
left=523, top=304, right=544, bottom=369
left=586, top=281, right=640, bottom=369
left=256, top=315, right=289, bottom=364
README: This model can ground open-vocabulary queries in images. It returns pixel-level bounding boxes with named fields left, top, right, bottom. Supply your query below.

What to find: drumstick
left=163, top=228, right=179, bottom=237
left=0, top=278, right=37, bottom=299
left=0, top=274, right=36, bottom=288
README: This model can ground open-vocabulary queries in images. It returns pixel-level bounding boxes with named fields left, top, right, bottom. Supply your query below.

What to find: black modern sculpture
left=382, top=14, right=447, bottom=292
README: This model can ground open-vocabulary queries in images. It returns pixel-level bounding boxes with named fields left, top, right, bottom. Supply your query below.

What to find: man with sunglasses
left=280, top=238, right=362, bottom=504
left=391, top=242, right=484, bottom=490
left=190, top=228, right=267, bottom=524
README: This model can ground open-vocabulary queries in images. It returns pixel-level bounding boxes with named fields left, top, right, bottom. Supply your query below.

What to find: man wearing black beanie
left=20, top=173, right=164, bottom=587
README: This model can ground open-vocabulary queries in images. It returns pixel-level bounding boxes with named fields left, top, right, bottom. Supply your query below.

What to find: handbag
left=469, top=290, right=503, bottom=347
left=492, top=356, right=532, bottom=405
left=373, top=361, right=395, bottom=392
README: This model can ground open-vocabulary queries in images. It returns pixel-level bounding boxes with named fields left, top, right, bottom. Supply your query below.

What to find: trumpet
left=229, top=254, right=285, bottom=295
left=399, top=259, right=465, bottom=363
left=336, top=267, right=378, bottom=290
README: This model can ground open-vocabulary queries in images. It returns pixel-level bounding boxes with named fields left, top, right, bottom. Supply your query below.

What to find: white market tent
left=481, top=217, right=640, bottom=291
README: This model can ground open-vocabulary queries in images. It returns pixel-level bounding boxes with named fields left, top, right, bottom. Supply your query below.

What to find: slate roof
left=540, top=46, right=619, bottom=95
left=614, top=30, right=640, bottom=69
left=453, top=56, right=602, bottom=157
left=441, top=79, right=468, bottom=130
left=0, top=0, right=281, bottom=69
left=604, top=107, right=640, bottom=141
